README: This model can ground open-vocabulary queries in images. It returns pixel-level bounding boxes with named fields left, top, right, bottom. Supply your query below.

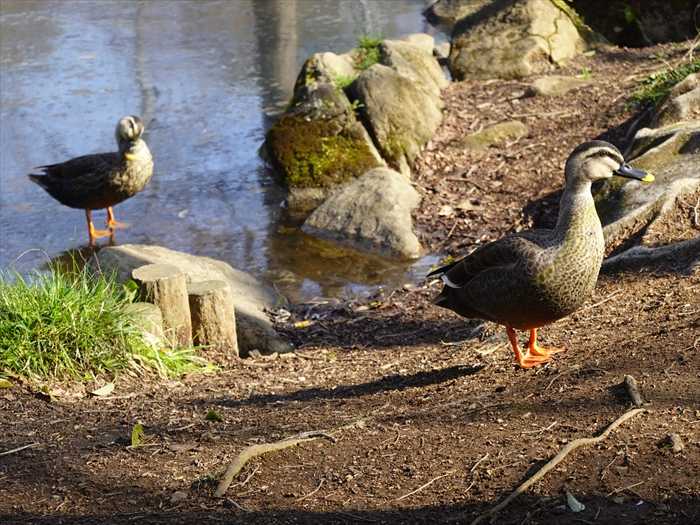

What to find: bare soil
left=2, top=43, right=699, bottom=525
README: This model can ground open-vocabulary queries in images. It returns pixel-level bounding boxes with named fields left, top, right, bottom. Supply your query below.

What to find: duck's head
left=565, top=140, right=654, bottom=186
left=115, top=115, right=145, bottom=144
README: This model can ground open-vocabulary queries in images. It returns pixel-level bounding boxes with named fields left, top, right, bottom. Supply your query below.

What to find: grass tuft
left=0, top=267, right=211, bottom=380
left=355, top=35, right=382, bottom=71
left=629, top=55, right=700, bottom=108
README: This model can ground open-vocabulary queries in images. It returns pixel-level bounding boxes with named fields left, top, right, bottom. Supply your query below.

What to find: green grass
left=332, top=73, right=357, bottom=90
left=355, top=35, right=382, bottom=71
left=0, top=267, right=210, bottom=380
left=629, top=55, right=700, bottom=108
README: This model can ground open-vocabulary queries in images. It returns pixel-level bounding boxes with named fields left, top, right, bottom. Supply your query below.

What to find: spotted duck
left=429, top=140, right=654, bottom=368
left=29, top=115, right=153, bottom=246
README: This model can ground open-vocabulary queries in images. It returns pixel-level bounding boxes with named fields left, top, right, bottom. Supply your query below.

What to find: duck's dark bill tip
left=615, top=163, right=654, bottom=183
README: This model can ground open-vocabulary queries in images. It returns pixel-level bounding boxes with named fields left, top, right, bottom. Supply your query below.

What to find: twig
left=215, top=431, right=334, bottom=497
left=470, top=452, right=490, bottom=473
left=578, top=290, right=622, bottom=313
left=225, top=498, right=250, bottom=512
left=0, top=443, right=40, bottom=456
left=395, top=471, right=455, bottom=501
left=606, top=479, right=647, bottom=497
left=214, top=419, right=366, bottom=497
left=296, top=479, right=324, bottom=502
left=623, top=375, right=645, bottom=407
left=469, top=408, right=646, bottom=525
left=235, top=465, right=259, bottom=489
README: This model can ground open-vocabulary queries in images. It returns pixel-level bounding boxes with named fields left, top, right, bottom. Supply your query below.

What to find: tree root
left=214, top=419, right=367, bottom=497
left=469, top=408, right=646, bottom=525
left=602, top=237, right=700, bottom=274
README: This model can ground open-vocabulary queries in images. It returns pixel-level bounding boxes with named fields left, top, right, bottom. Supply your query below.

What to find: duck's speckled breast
left=533, top=202, right=605, bottom=322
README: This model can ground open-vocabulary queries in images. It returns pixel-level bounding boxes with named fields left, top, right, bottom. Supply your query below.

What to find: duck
left=28, top=115, right=154, bottom=247
left=428, top=140, right=654, bottom=368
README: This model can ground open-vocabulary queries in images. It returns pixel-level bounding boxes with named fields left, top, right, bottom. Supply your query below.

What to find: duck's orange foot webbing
left=527, top=328, right=566, bottom=358
left=106, top=206, right=129, bottom=231
left=506, top=326, right=550, bottom=368
left=86, top=209, right=113, bottom=247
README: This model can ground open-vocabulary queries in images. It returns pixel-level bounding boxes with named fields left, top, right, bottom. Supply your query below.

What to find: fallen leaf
left=566, top=490, right=586, bottom=512
left=90, top=383, right=115, bottom=397
left=0, top=379, right=12, bottom=389
left=131, top=422, right=145, bottom=447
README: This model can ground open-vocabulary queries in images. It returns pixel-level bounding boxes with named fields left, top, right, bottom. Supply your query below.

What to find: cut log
left=188, top=280, right=238, bottom=356
left=132, top=264, right=192, bottom=347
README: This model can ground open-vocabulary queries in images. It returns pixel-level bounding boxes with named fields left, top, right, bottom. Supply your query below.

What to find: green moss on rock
left=266, top=114, right=380, bottom=189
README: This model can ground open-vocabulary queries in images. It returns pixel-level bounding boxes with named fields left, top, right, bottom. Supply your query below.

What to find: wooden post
left=132, top=264, right=192, bottom=347
left=187, top=280, right=238, bottom=357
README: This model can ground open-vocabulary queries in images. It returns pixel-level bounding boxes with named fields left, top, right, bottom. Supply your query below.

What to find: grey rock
left=302, top=167, right=422, bottom=259
left=526, top=75, right=592, bottom=97
left=351, top=64, right=444, bottom=176
left=380, top=38, right=449, bottom=97
left=424, top=0, right=493, bottom=29
left=449, top=0, right=586, bottom=80
left=458, top=120, right=529, bottom=150
left=91, top=245, right=292, bottom=356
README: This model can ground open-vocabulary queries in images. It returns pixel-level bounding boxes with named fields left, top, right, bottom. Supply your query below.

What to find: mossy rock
left=265, top=83, right=381, bottom=191
left=458, top=120, right=529, bottom=150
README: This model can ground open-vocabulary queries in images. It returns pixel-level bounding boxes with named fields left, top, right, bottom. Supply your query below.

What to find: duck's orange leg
left=106, top=206, right=129, bottom=231
left=527, top=328, right=566, bottom=359
left=506, top=326, right=549, bottom=368
left=85, top=209, right=112, bottom=247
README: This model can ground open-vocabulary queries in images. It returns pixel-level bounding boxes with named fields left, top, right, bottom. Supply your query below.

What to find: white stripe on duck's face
left=565, top=143, right=625, bottom=184
left=115, top=115, right=144, bottom=142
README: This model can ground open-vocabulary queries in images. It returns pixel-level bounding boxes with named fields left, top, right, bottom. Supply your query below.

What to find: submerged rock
left=449, top=0, right=586, bottom=80
left=302, top=167, right=422, bottom=259
left=91, top=245, right=292, bottom=356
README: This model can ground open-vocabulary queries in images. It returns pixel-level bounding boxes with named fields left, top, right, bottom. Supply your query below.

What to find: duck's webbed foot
left=86, top=209, right=113, bottom=247
left=506, top=326, right=550, bottom=368
left=527, top=328, right=566, bottom=358
left=106, top=206, right=129, bottom=231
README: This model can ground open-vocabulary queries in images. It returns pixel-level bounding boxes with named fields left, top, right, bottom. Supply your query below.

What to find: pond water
left=0, top=0, right=444, bottom=302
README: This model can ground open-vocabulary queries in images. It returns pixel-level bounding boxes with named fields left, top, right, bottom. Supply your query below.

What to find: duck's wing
left=428, top=232, right=549, bottom=288
left=32, top=152, right=119, bottom=181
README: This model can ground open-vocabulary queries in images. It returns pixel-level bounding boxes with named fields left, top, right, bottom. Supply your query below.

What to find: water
left=0, top=0, right=443, bottom=302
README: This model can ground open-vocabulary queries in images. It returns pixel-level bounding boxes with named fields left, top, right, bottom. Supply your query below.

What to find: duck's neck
left=119, top=138, right=151, bottom=162
left=554, top=180, right=600, bottom=243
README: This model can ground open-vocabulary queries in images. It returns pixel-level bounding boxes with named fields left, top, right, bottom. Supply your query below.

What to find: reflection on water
left=0, top=0, right=443, bottom=302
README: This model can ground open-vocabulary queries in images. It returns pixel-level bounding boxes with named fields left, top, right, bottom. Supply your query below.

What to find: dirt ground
left=2, top=44, right=699, bottom=525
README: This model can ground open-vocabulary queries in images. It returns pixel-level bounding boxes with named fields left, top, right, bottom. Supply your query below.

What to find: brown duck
left=429, top=141, right=654, bottom=368
left=28, top=115, right=153, bottom=246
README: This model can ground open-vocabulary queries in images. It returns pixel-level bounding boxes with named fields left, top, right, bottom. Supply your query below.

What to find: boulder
left=424, top=0, right=493, bottom=29
left=350, top=64, right=444, bottom=176
left=90, top=245, right=292, bottom=356
left=449, top=0, right=586, bottom=80
left=264, top=75, right=383, bottom=212
left=302, top=167, right=422, bottom=259
left=380, top=38, right=449, bottom=97
left=526, top=75, right=592, bottom=97
left=458, top=120, right=529, bottom=151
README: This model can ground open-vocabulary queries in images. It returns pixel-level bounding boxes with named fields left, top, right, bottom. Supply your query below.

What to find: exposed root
left=469, top=408, right=646, bottom=525
left=602, top=237, right=700, bottom=274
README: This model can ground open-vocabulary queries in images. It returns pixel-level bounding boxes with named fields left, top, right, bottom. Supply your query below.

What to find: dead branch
left=395, top=470, right=455, bottom=501
left=0, top=443, right=40, bottom=457
left=469, top=408, right=646, bottom=525
left=623, top=375, right=645, bottom=407
left=214, top=419, right=367, bottom=498
left=296, top=479, right=324, bottom=502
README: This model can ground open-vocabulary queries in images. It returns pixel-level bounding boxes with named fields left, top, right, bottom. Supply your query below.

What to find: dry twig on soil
left=395, top=470, right=455, bottom=501
left=214, top=419, right=367, bottom=497
left=469, top=408, right=646, bottom=525
left=0, top=443, right=40, bottom=456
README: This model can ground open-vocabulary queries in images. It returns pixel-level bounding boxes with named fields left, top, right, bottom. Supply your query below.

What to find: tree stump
left=132, top=264, right=192, bottom=347
left=187, top=280, right=238, bottom=357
